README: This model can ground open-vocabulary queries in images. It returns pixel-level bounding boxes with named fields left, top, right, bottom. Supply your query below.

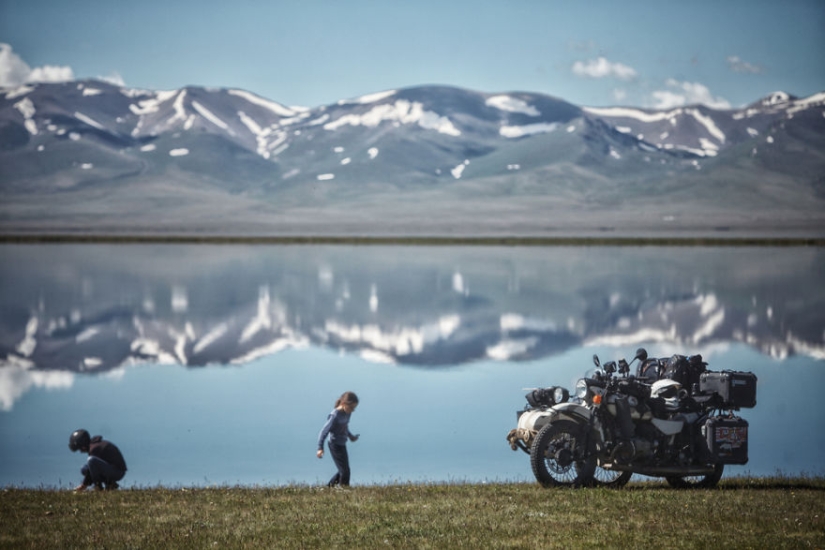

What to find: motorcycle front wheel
left=530, top=420, right=595, bottom=487
left=665, top=463, right=724, bottom=489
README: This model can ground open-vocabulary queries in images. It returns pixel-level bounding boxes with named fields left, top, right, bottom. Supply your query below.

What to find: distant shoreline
left=1, top=233, right=824, bottom=246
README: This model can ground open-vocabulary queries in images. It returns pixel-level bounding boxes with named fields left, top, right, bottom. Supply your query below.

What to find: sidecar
left=506, top=386, right=589, bottom=453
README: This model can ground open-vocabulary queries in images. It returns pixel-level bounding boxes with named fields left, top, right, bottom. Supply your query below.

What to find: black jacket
left=89, top=436, right=127, bottom=472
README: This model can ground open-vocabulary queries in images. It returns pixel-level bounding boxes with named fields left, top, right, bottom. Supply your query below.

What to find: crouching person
left=68, top=429, right=127, bottom=491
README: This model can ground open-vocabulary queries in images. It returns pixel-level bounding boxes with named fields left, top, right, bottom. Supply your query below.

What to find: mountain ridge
left=2, top=80, right=824, bottom=237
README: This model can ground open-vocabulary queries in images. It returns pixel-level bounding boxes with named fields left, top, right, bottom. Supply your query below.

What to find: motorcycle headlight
left=575, top=379, right=588, bottom=399
left=553, top=386, right=569, bottom=404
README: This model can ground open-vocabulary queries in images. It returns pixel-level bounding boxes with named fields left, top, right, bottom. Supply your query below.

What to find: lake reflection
left=1, top=243, right=824, bottom=487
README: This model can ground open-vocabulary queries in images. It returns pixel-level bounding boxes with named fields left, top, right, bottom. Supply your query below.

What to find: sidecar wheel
left=530, top=420, right=594, bottom=488
left=592, top=467, right=632, bottom=488
left=665, top=463, right=724, bottom=489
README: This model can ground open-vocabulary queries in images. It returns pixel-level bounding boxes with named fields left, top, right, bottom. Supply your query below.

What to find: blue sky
left=1, top=0, right=823, bottom=109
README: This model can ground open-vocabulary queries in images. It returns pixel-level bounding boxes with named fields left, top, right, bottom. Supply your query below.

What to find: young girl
left=316, top=391, right=360, bottom=487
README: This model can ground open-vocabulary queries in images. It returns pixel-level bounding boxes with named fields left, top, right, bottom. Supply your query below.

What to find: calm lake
left=1, top=243, right=823, bottom=488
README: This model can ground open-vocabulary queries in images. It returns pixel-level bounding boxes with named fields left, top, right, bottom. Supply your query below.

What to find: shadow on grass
left=622, top=474, right=825, bottom=492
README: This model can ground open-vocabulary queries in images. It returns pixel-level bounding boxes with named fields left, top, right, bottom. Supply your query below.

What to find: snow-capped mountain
left=582, top=91, right=825, bottom=157
left=1, top=81, right=824, bottom=236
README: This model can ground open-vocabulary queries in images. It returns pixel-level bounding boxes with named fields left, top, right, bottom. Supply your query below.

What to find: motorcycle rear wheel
left=530, top=420, right=595, bottom=487
left=665, top=463, right=724, bottom=489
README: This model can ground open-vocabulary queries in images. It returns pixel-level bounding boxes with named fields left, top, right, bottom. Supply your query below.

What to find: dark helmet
left=69, top=429, right=90, bottom=452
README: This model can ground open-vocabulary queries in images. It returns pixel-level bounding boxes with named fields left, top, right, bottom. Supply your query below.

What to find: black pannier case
left=704, top=416, right=749, bottom=464
left=699, top=370, right=757, bottom=408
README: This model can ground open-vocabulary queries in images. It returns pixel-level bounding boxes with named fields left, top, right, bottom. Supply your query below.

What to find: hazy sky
left=1, top=0, right=823, bottom=109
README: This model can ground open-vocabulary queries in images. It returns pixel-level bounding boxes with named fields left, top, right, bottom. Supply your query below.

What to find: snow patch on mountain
left=699, top=138, right=719, bottom=155
left=763, top=92, right=791, bottom=106
left=129, top=89, right=179, bottom=115
left=237, top=110, right=272, bottom=157
left=4, top=85, right=34, bottom=100
left=237, top=110, right=263, bottom=135
left=584, top=106, right=682, bottom=123
left=171, top=91, right=187, bottom=125
left=687, top=108, right=725, bottom=143
left=227, top=89, right=297, bottom=117
left=451, top=160, right=469, bottom=179
left=192, top=100, right=234, bottom=134
left=584, top=104, right=728, bottom=153
left=500, top=122, right=558, bottom=138
left=308, top=113, right=329, bottom=126
left=323, top=100, right=461, bottom=136
left=13, top=97, right=37, bottom=134
left=338, top=90, right=397, bottom=105
left=787, top=91, right=825, bottom=115
left=74, top=112, right=106, bottom=131
left=486, top=95, right=540, bottom=116
left=679, top=146, right=713, bottom=157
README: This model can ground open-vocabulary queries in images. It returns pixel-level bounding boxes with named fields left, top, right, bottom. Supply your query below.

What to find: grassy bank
left=2, top=478, right=823, bottom=549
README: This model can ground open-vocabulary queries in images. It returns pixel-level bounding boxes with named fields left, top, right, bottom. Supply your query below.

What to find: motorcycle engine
left=610, top=438, right=654, bottom=465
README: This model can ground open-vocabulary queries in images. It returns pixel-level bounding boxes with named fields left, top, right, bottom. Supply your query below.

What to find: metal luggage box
left=699, top=370, right=757, bottom=408
left=704, top=416, right=749, bottom=464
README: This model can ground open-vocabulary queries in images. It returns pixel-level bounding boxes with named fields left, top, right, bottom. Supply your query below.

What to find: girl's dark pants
left=327, top=442, right=350, bottom=486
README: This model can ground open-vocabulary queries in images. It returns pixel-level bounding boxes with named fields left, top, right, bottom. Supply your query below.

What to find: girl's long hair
left=335, top=391, right=359, bottom=408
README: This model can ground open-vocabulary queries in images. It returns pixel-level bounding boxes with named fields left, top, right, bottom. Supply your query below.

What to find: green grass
left=2, top=477, right=823, bottom=549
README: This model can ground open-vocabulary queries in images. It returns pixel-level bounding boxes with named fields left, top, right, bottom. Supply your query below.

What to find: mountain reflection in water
left=2, top=244, right=823, bottom=381
left=1, top=243, right=824, bottom=487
